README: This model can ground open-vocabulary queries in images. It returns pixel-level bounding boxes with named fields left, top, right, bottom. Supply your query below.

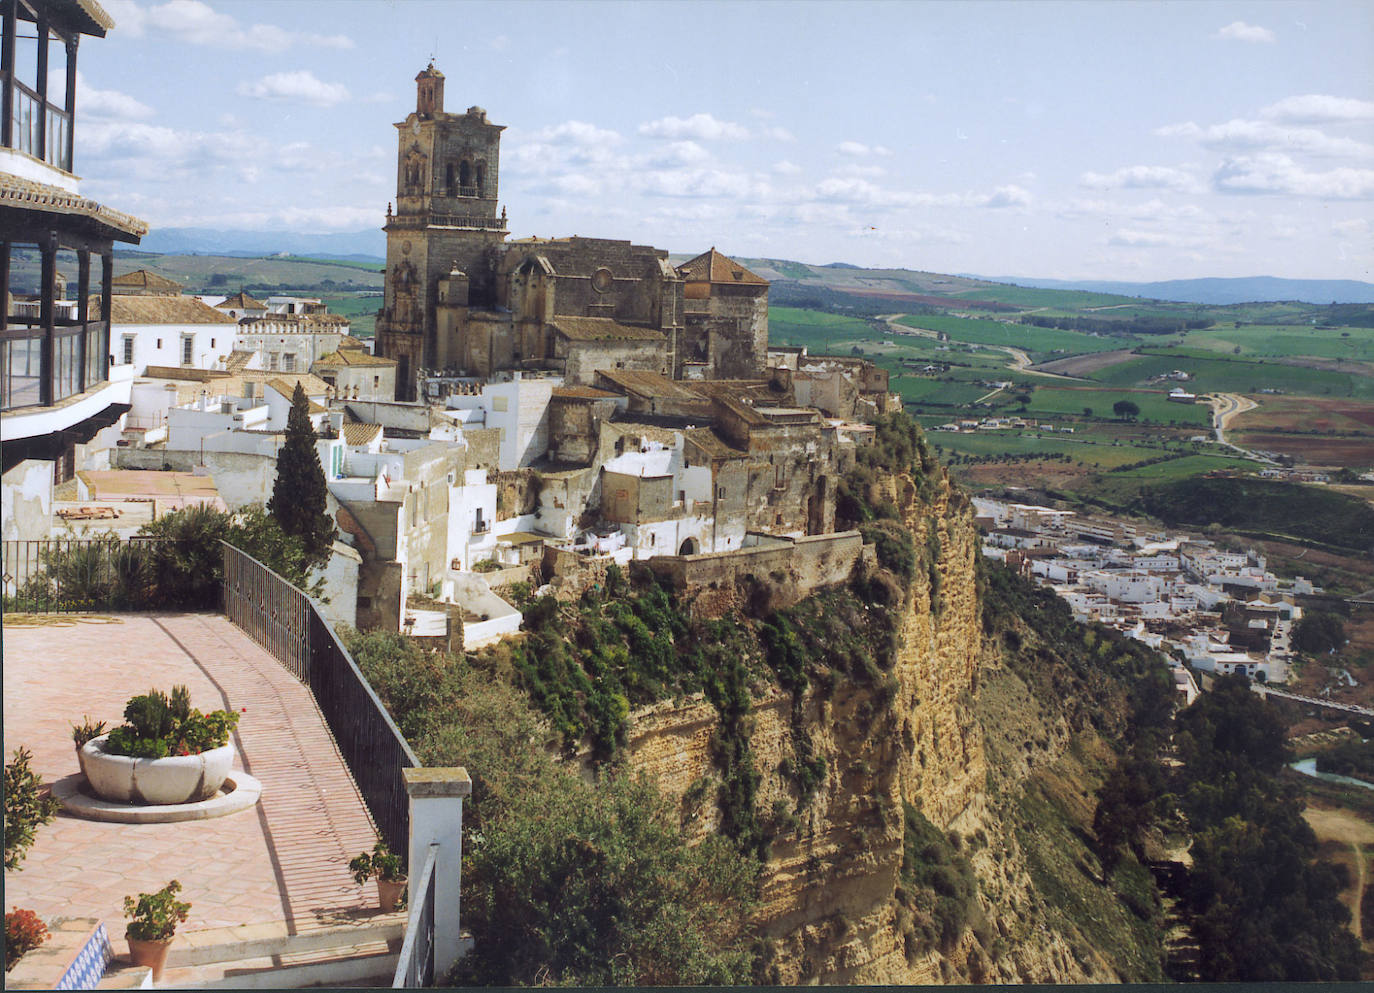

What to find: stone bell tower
left=376, top=63, right=508, bottom=398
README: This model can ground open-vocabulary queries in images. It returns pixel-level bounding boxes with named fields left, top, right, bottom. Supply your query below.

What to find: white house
left=111, top=295, right=239, bottom=374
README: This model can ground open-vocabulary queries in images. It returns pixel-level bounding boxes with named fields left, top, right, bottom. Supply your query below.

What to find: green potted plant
left=349, top=842, right=407, bottom=912
left=123, top=880, right=190, bottom=982
left=71, top=716, right=107, bottom=778
left=81, top=686, right=241, bottom=805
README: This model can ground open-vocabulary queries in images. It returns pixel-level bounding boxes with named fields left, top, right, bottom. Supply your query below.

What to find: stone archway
left=678, top=537, right=699, bottom=556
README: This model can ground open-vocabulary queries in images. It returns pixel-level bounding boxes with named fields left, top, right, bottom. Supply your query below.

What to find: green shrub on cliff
left=342, top=628, right=759, bottom=986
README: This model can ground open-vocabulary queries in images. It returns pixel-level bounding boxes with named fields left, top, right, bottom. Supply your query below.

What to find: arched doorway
left=678, top=537, right=699, bottom=556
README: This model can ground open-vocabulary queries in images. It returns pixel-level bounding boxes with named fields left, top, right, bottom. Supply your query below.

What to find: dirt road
left=880, top=316, right=1084, bottom=382
left=1304, top=805, right=1374, bottom=941
left=1204, top=392, right=1276, bottom=464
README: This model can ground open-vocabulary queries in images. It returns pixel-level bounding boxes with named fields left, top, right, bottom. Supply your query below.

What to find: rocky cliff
left=618, top=455, right=1165, bottom=983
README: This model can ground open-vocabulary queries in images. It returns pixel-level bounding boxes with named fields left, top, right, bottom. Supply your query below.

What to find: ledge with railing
left=220, top=543, right=472, bottom=985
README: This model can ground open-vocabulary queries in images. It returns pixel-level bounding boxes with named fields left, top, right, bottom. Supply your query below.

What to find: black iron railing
left=220, top=542, right=418, bottom=855
left=2, top=537, right=166, bottom=612
left=393, top=843, right=439, bottom=988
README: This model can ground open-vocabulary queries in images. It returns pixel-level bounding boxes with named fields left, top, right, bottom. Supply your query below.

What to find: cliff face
left=619, top=462, right=1160, bottom=984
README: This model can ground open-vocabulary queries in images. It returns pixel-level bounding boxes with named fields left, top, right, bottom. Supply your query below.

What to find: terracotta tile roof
left=549, top=316, right=664, bottom=342
left=341, top=422, right=383, bottom=446
left=143, top=366, right=230, bottom=382
left=111, top=269, right=182, bottom=294
left=265, top=375, right=331, bottom=400
left=0, top=173, right=147, bottom=239
left=215, top=291, right=267, bottom=310
left=684, top=426, right=747, bottom=459
left=595, top=369, right=704, bottom=401
left=552, top=386, right=619, bottom=400
left=314, top=349, right=396, bottom=368
left=224, top=350, right=256, bottom=373
left=675, top=248, right=767, bottom=286
left=339, top=335, right=370, bottom=349
left=110, top=295, right=237, bottom=325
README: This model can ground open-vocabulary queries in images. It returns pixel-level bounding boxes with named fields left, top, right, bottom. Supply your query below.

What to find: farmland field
left=769, top=306, right=877, bottom=350
left=1177, top=325, right=1374, bottom=363
left=1091, top=351, right=1371, bottom=397
left=896, top=314, right=1139, bottom=357
left=991, top=385, right=1213, bottom=426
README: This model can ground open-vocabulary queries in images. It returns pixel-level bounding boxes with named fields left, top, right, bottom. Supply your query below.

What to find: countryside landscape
left=6, top=0, right=1374, bottom=986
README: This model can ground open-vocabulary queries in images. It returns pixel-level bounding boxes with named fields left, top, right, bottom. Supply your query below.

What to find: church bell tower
left=376, top=63, right=508, bottom=398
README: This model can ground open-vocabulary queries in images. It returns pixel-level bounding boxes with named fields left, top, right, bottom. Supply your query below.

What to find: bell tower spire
left=416, top=61, right=444, bottom=118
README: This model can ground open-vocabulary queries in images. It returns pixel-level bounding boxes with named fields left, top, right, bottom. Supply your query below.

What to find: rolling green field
left=1174, top=325, right=1374, bottom=362
left=947, top=285, right=1141, bottom=309
left=769, top=306, right=877, bottom=350
left=896, top=314, right=1139, bottom=358
left=995, top=386, right=1213, bottom=426
left=1092, top=351, right=1371, bottom=397
left=927, top=429, right=1172, bottom=468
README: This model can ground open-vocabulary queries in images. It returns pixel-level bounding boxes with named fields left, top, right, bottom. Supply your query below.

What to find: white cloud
left=760, top=126, right=796, bottom=142
left=772, top=160, right=802, bottom=175
left=837, top=141, right=893, bottom=157
left=1107, top=229, right=1193, bottom=248
left=980, top=185, right=1032, bottom=208
left=106, top=0, right=353, bottom=52
left=1333, top=218, right=1370, bottom=237
left=1213, top=153, right=1374, bottom=199
left=1216, top=21, right=1275, bottom=43
left=521, top=120, right=622, bottom=146
left=238, top=71, right=350, bottom=107
left=1261, top=94, right=1374, bottom=124
left=1080, top=164, right=1202, bottom=192
left=645, top=141, right=711, bottom=169
left=638, top=113, right=749, bottom=141
left=1155, top=119, right=1373, bottom=159
left=70, top=71, right=154, bottom=119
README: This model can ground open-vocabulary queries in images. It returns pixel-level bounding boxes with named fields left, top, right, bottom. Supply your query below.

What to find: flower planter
left=376, top=878, right=407, bottom=913
left=126, top=936, right=173, bottom=981
left=82, top=734, right=234, bottom=805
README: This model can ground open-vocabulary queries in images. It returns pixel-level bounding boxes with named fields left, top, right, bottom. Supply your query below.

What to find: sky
left=46, top=0, right=1374, bottom=281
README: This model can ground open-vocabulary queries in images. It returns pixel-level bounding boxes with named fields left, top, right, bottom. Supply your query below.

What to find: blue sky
left=61, top=0, right=1374, bottom=281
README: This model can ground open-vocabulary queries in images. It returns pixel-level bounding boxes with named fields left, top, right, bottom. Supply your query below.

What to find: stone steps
left=97, top=912, right=408, bottom=989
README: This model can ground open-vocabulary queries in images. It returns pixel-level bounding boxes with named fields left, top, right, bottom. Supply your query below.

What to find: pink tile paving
left=2, top=613, right=384, bottom=934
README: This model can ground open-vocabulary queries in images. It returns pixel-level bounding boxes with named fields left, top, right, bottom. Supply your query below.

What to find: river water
left=1291, top=757, right=1374, bottom=791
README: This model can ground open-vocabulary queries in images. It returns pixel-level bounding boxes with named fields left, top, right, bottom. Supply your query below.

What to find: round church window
left=591, top=267, right=613, bottom=293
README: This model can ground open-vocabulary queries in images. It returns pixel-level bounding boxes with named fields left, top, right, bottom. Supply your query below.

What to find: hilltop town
left=3, top=65, right=900, bottom=651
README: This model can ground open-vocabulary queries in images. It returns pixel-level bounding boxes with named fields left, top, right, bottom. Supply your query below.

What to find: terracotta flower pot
left=377, top=877, right=407, bottom=913
left=127, top=935, right=174, bottom=981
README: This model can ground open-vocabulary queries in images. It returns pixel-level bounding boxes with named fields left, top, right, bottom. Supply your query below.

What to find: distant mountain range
left=138, top=227, right=386, bottom=261
left=964, top=275, right=1374, bottom=306
left=131, top=228, right=1374, bottom=305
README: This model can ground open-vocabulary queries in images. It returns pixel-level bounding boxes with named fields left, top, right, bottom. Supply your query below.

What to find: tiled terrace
left=2, top=612, right=381, bottom=934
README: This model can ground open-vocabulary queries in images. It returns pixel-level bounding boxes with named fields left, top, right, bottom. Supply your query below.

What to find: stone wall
left=111, top=447, right=276, bottom=510
left=2, top=459, right=54, bottom=541
left=645, top=530, right=867, bottom=616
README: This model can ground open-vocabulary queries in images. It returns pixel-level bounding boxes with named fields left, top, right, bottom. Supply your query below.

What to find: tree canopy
left=268, top=383, right=335, bottom=563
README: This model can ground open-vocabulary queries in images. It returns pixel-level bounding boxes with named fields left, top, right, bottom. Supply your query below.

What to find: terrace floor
left=2, top=612, right=380, bottom=934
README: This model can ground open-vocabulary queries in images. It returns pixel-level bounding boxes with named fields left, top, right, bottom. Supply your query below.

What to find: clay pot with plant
left=123, top=880, right=190, bottom=982
left=82, top=686, right=240, bottom=805
left=71, top=716, right=107, bottom=778
left=349, top=842, right=407, bottom=912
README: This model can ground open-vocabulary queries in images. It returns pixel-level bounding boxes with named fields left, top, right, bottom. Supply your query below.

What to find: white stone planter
left=81, top=734, right=234, bottom=805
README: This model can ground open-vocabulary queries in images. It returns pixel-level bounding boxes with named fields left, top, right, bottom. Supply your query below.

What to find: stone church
left=375, top=64, right=769, bottom=398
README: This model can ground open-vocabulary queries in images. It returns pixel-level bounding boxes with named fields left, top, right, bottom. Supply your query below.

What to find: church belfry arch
left=375, top=62, right=510, bottom=397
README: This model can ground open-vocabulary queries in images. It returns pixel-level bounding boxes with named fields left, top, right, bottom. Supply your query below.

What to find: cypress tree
left=268, top=383, right=335, bottom=563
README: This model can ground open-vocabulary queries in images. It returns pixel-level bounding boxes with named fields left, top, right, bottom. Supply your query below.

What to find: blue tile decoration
left=56, top=922, right=113, bottom=990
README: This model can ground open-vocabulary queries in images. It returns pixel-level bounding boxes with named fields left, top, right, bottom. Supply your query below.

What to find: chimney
left=416, top=62, right=445, bottom=117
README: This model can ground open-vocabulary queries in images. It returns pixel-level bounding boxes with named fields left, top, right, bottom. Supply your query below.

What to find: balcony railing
left=221, top=542, right=419, bottom=856
left=2, top=537, right=168, bottom=612
left=0, top=319, right=109, bottom=411
left=392, top=843, right=439, bottom=987
left=6, top=76, right=72, bottom=171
